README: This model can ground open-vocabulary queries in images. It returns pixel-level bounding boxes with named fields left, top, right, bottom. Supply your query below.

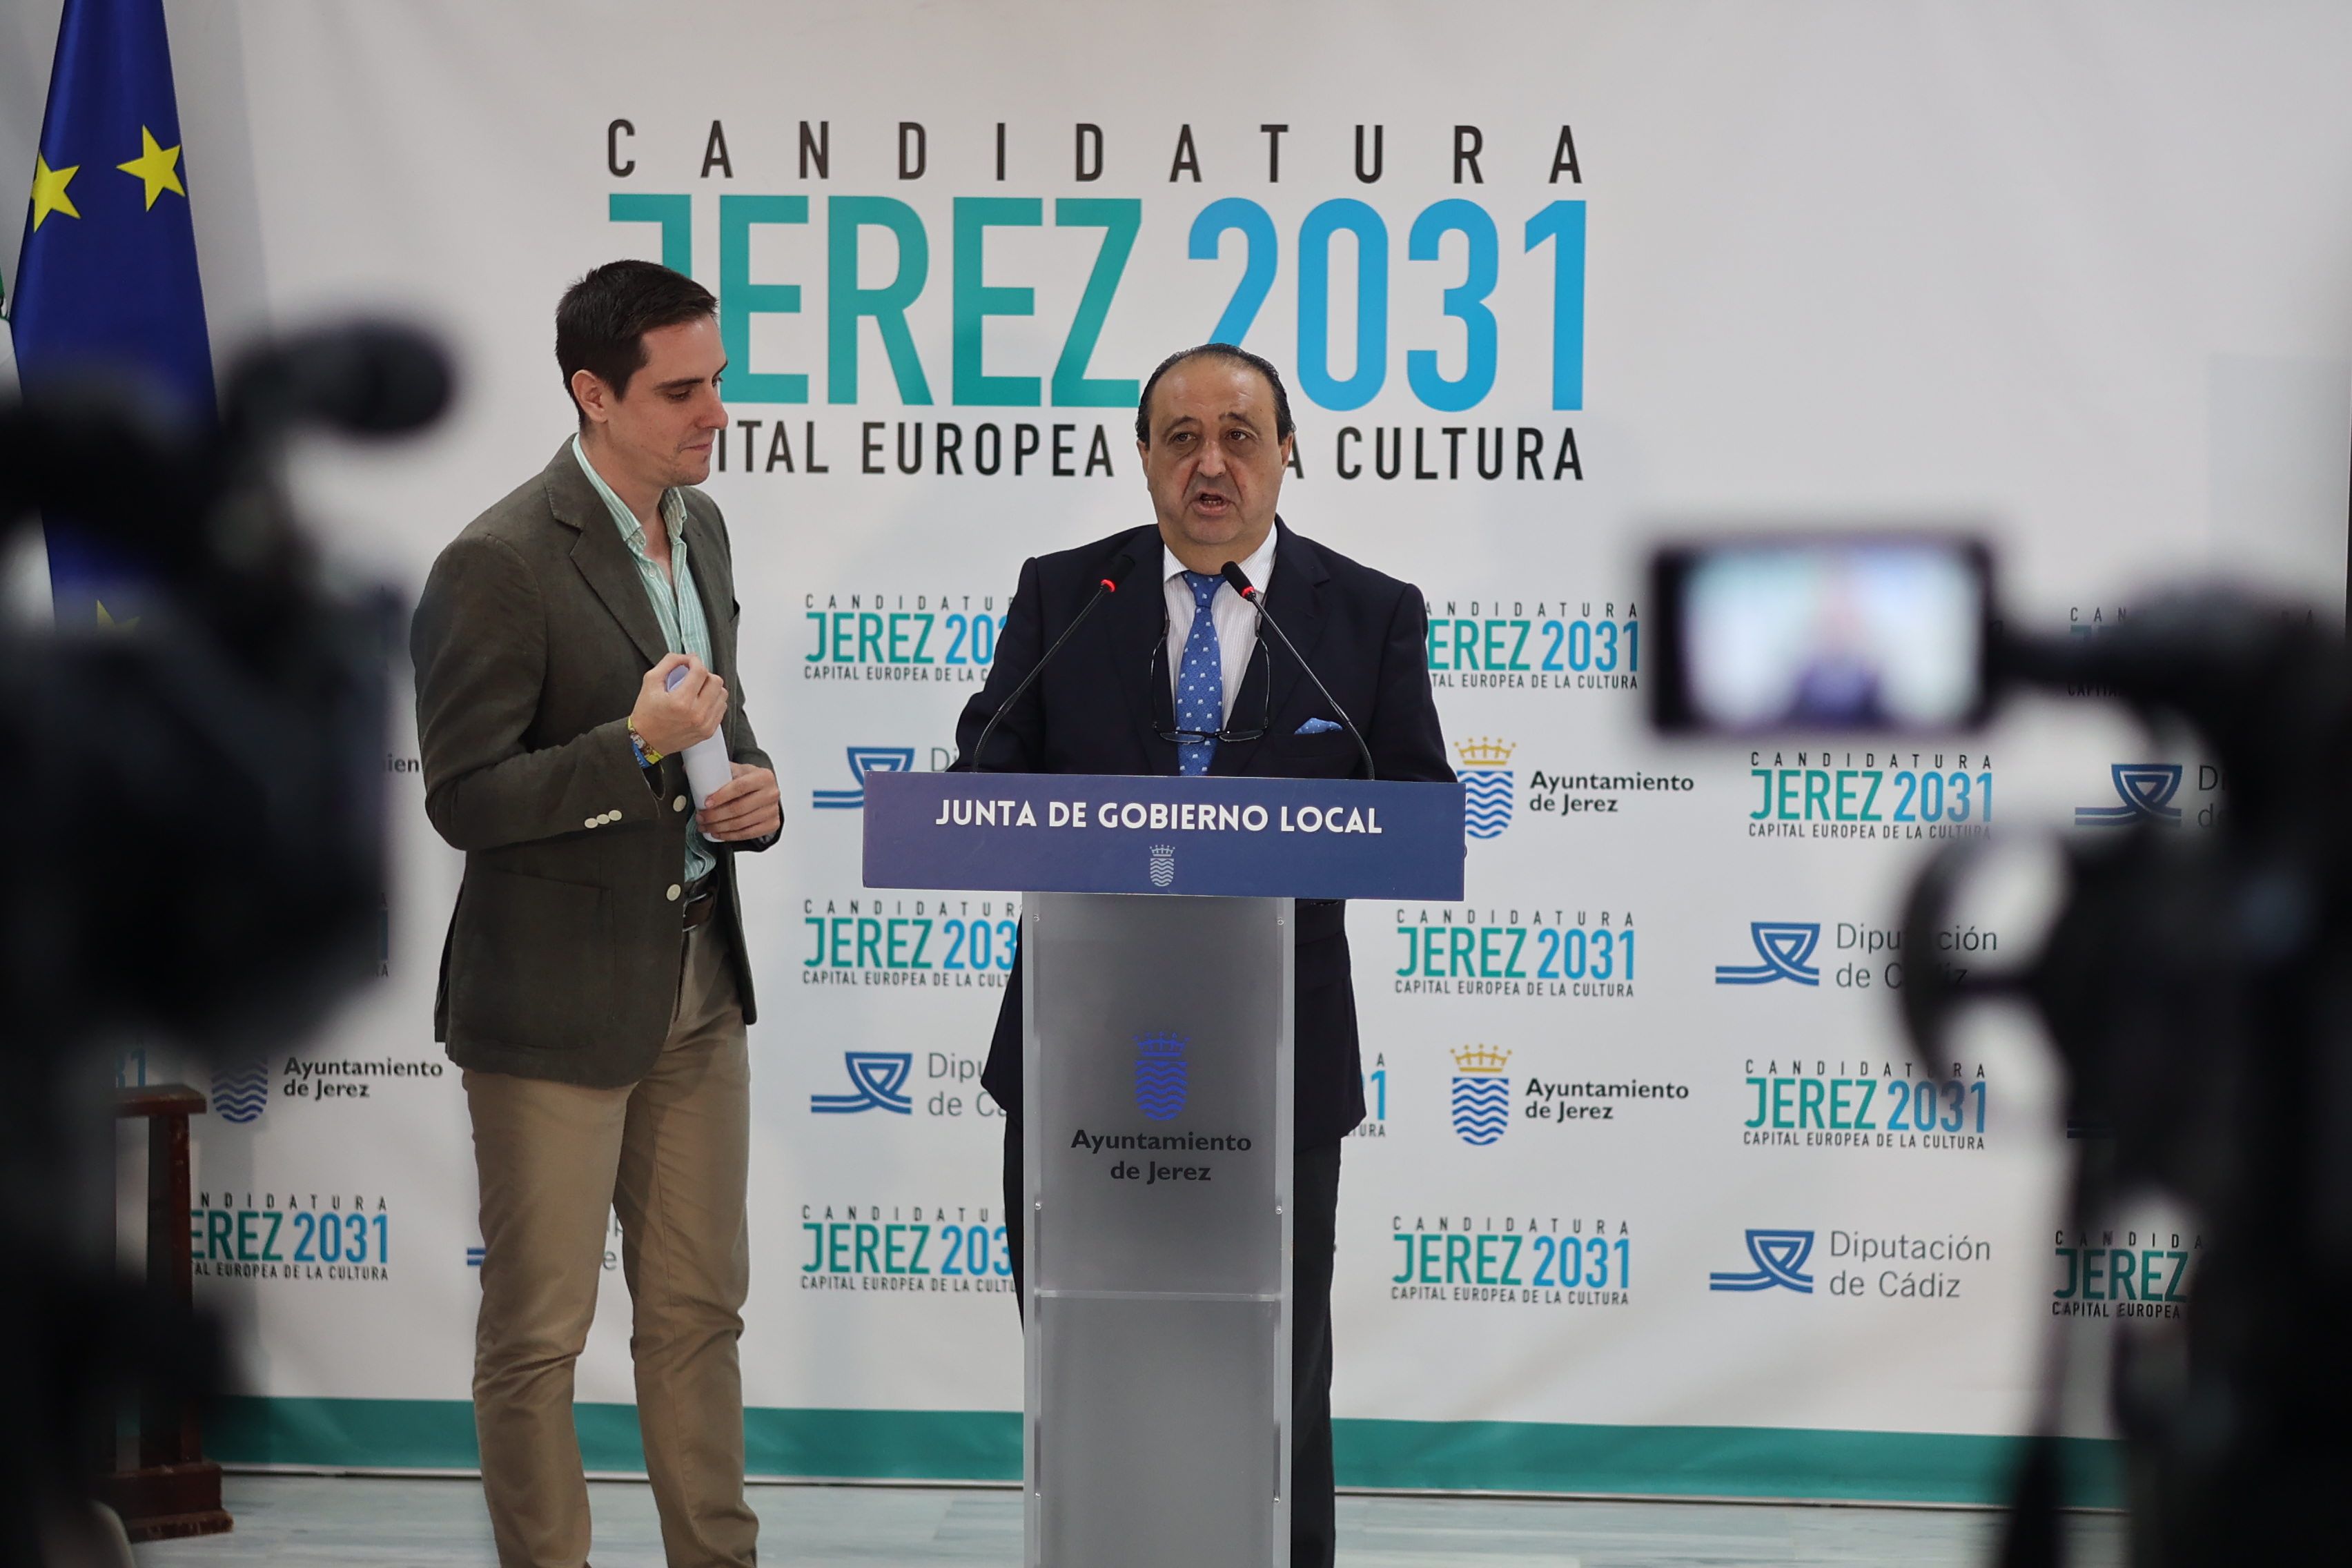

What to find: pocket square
left=1296, top=717, right=1343, bottom=734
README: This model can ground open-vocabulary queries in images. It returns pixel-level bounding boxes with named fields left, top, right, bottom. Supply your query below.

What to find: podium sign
left=861, top=772, right=1465, bottom=898
left=865, top=772, right=1462, bottom=1567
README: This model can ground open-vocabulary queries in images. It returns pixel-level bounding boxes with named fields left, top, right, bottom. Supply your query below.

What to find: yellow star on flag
left=30, top=153, right=80, bottom=230
left=117, top=126, right=185, bottom=210
left=95, top=600, right=140, bottom=632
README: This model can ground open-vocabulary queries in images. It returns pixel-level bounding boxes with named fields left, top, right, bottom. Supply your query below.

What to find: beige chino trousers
left=464, top=919, right=757, bottom=1568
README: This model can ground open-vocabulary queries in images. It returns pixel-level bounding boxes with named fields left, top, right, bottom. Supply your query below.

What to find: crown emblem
left=1449, top=1046, right=1511, bottom=1146
left=1453, top=736, right=1516, bottom=767
left=1136, top=1032, right=1191, bottom=1057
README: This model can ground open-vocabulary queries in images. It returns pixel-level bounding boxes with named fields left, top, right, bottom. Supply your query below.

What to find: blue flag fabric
left=11, top=0, right=215, bottom=618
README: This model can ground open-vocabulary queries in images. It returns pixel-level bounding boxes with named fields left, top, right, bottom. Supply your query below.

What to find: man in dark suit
left=412, top=261, right=778, bottom=1568
left=952, top=343, right=1452, bottom=1568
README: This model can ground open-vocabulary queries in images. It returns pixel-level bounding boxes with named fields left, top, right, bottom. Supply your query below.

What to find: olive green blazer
left=411, top=441, right=775, bottom=1086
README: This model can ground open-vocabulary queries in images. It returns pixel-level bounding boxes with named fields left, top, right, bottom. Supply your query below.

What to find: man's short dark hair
left=1135, top=344, right=1295, bottom=447
left=555, top=259, right=718, bottom=420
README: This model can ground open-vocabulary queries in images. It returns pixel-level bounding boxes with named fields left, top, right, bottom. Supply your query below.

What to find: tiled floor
left=133, top=1476, right=2128, bottom=1566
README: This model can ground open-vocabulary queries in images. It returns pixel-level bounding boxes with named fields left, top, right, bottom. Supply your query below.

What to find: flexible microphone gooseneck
left=1220, top=560, right=1377, bottom=782
left=963, top=551, right=1138, bottom=772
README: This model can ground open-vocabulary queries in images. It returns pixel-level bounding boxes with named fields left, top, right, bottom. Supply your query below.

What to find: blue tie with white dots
left=1176, top=571, right=1224, bottom=776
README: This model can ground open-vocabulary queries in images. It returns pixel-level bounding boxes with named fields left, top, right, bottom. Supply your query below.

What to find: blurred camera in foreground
left=1650, top=532, right=2350, bottom=1568
left=0, top=323, right=447, bottom=1565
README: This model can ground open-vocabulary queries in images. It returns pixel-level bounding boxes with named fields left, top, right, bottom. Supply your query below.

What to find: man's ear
left=571, top=369, right=611, bottom=426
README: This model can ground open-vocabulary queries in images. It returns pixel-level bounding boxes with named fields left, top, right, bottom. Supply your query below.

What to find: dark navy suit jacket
left=952, top=518, right=1453, bottom=1148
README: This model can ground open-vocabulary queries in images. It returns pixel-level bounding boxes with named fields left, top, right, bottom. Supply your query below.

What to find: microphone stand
left=1220, top=560, right=1376, bottom=782
left=963, top=551, right=1136, bottom=772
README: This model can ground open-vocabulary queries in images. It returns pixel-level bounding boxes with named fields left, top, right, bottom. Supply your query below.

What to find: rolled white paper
left=665, top=663, right=734, bottom=810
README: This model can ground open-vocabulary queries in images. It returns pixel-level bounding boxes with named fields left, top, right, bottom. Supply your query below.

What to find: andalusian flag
left=10, top=0, right=215, bottom=625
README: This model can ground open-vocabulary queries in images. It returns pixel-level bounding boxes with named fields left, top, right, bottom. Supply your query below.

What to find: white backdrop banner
left=57, top=0, right=2352, bottom=1502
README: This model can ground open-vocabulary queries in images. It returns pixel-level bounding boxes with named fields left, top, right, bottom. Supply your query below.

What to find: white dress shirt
left=1162, top=529, right=1277, bottom=725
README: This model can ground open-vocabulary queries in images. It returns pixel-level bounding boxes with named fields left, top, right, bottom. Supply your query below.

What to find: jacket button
left=583, top=816, right=598, bottom=830
left=666, top=883, right=682, bottom=902
left=673, top=796, right=688, bottom=812
left=604, top=810, right=621, bottom=823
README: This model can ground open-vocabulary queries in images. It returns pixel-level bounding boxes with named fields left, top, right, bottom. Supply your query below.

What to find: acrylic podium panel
left=861, top=772, right=1464, bottom=1568
left=1022, top=891, right=1293, bottom=1568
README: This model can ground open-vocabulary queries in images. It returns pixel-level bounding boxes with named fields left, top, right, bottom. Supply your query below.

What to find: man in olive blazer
left=418, top=444, right=772, bottom=1079
left=412, top=262, right=778, bottom=1568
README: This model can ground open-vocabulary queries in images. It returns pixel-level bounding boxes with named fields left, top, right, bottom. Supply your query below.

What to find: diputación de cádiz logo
left=210, top=1057, right=271, bottom=1125
left=1709, top=1228, right=1816, bottom=1293
left=1455, top=736, right=1516, bottom=840
left=1714, top=922, right=1822, bottom=986
left=2074, top=763, right=2184, bottom=827
left=1449, top=1046, right=1512, bottom=1145
left=811, top=745, right=916, bottom=810
left=810, top=1051, right=914, bottom=1115
left=1133, top=1032, right=1190, bottom=1121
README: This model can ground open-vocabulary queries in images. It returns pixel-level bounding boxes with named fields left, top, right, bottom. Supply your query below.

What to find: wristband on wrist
left=628, top=719, right=663, bottom=768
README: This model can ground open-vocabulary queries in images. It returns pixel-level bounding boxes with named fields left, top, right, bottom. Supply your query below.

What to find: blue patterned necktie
left=1175, top=570, right=1224, bottom=776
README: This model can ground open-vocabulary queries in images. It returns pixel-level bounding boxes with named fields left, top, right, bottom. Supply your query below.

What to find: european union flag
left=10, top=0, right=214, bottom=622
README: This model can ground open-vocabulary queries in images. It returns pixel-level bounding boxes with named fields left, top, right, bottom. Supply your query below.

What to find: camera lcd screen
left=1652, top=538, right=1991, bottom=733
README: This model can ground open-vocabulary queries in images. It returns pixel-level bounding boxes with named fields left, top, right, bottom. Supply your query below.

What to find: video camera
left=0, top=324, right=447, bottom=1565
left=1651, top=538, right=2351, bottom=1567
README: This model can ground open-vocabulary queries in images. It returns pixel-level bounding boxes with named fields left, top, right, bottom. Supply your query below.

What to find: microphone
left=963, top=551, right=1138, bottom=772
left=224, top=322, right=453, bottom=440
left=1221, top=560, right=1376, bottom=781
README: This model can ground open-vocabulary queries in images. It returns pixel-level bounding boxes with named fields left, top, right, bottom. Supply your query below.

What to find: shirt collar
left=571, top=433, right=687, bottom=549
left=1161, top=526, right=1278, bottom=597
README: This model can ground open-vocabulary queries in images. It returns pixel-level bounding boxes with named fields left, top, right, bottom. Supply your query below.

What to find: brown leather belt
left=681, top=879, right=718, bottom=930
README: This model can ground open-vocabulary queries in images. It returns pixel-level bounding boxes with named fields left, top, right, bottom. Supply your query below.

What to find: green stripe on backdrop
left=206, top=1399, right=2119, bottom=1507
left=1335, top=1419, right=2119, bottom=1507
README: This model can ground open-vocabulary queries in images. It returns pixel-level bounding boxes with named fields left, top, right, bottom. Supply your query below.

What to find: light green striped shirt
left=571, top=435, right=717, bottom=883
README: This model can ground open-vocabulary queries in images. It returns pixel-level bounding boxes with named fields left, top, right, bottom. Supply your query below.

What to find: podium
left=865, top=772, right=1464, bottom=1568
